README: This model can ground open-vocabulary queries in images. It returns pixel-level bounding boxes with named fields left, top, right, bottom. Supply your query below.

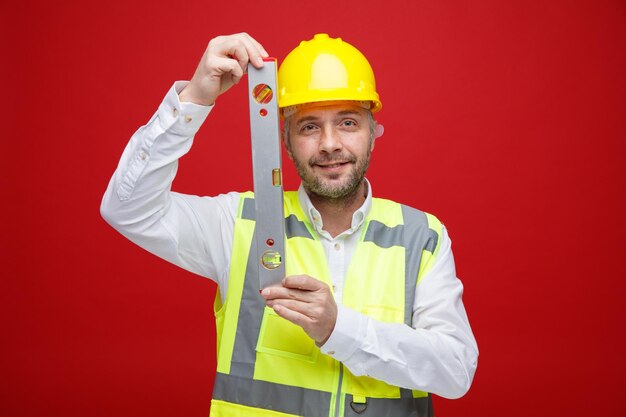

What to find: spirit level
left=248, top=58, right=285, bottom=289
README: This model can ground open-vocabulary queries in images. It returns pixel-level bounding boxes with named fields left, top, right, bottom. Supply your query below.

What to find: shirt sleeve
left=100, top=82, right=240, bottom=290
left=319, top=227, right=479, bottom=399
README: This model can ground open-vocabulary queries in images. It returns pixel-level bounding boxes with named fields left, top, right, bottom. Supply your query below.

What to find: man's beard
left=293, top=150, right=371, bottom=200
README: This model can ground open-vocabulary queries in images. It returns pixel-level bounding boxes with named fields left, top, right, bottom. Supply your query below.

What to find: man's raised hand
left=179, top=33, right=268, bottom=106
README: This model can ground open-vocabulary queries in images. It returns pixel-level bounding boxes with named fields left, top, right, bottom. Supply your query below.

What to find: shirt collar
left=297, top=179, right=372, bottom=236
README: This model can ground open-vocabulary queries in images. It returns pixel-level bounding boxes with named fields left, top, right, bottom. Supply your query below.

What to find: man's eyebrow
left=336, top=110, right=362, bottom=117
left=294, top=110, right=364, bottom=127
left=295, top=115, right=319, bottom=127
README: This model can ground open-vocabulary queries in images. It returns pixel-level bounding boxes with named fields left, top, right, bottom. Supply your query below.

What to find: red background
left=2, top=1, right=625, bottom=416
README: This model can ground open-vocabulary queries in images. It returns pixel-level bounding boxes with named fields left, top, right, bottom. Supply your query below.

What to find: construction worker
left=101, top=33, right=478, bottom=417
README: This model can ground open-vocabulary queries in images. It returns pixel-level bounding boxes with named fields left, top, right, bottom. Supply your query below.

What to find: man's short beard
left=293, top=149, right=372, bottom=200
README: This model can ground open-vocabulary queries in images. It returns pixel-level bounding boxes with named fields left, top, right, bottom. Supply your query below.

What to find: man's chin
left=306, top=178, right=363, bottom=200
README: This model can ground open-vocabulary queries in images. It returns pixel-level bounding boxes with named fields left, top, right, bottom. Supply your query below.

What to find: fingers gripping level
left=248, top=59, right=285, bottom=289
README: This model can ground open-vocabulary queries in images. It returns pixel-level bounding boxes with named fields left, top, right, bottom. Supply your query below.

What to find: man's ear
left=371, top=123, right=384, bottom=151
left=374, top=124, right=384, bottom=140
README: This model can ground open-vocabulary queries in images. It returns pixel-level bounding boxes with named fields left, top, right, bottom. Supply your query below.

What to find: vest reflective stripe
left=212, top=192, right=441, bottom=417
left=229, top=203, right=264, bottom=379
left=242, top=197, right=314, bottom=240
left=213, top=372, right=331, bottom=417
left=241, top=196, right=256, bottom=221
left=286, top=214, right=315, bottom=239
left=215, top=193, right=256, bottom=376
left=362, top=205, right=439, bottom=326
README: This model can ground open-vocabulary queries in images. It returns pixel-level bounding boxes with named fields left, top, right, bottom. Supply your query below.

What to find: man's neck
left=306, top=180, right=368, bottom=238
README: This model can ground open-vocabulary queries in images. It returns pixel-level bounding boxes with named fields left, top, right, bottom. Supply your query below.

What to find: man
left=101, top=33, right=477, bottom=417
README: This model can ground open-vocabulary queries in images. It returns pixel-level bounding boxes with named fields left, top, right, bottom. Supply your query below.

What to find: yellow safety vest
left=211, top=191, right=442, bottom=417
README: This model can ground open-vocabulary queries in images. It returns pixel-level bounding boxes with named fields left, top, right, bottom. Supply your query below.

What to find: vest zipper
left=333, top=363, right=344, bottom=417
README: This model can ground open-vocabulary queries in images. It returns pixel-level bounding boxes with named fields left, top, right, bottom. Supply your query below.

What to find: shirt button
left=184, top=115, right=193, bottom=123
left=328, top=351, right=335, bottom=355
left=173, top=107, right=178, bottom=117
left=139, top=151, right=147, bottom=160
left=334, top=243, right=341, bottom=251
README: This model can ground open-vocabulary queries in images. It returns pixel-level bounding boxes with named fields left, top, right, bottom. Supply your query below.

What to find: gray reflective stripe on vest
left=228, top=215, right=265, bottom=379
left=344, top=393, right=433, bottom=417
left=363, top=205, right=439, bottom=325
left=242, top=198, right=313, bottom=241
left=242, top=197, right=256, bottom=221
left=286, top=214, right=314, bottom=239
left=213, top=372, right=331, bottom=417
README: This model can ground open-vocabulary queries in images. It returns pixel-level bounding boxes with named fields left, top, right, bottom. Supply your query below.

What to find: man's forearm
left=100, top=82, right=232, bottom=280
left=101, top=82, right=209, bottom=231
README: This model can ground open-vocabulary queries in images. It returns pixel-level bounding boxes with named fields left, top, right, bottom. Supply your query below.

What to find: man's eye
left=301, top=124, right=316, bottom=131
left=342, top=120, right=357, bottom=127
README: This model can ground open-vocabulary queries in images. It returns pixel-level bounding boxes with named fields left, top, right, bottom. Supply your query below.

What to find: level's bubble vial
left=261, top=250, right=282, bottom=270
left=253, top=83, right=273, bottom=104
left=272, top=168, right=282, bottom=186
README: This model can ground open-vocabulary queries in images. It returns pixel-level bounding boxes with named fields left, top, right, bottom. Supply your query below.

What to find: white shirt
left=101, top=82, right=478, bottom=399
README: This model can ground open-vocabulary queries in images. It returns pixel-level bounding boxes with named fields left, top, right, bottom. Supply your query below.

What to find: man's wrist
left=178, top=82, right=216, bottom=106
left=156, top=82, right=213, bottom=134
left=318, top=305, right=366, bottom=362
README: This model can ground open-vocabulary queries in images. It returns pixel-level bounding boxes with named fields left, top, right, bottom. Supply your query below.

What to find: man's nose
left=319, top=127, right=342, bottom=153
